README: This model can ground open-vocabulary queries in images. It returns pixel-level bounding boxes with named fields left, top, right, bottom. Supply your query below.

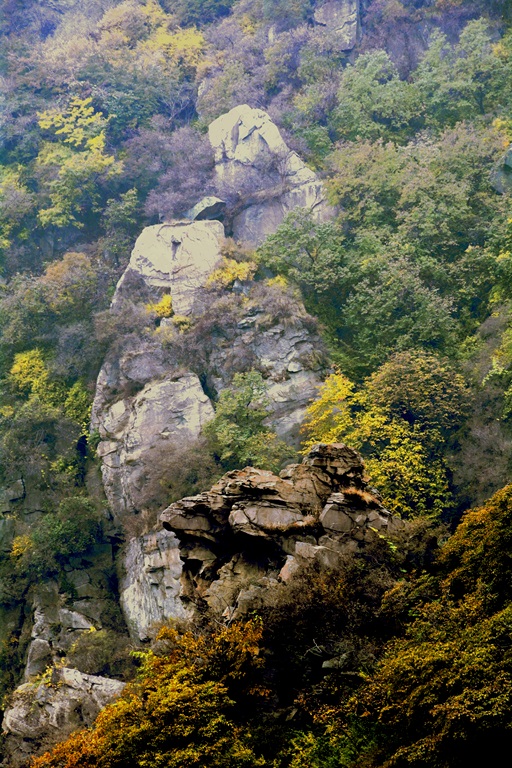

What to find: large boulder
left=208, top=105, right=334, bottom=245
left=491, top=145, right=512, bottom=194
left=113, top=220, right=225, bottom=315
left=2, top=668, right=125, bottom=768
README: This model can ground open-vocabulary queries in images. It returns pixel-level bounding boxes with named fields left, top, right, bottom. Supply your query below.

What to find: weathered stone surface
left=91, top=295, right=325, bottom=523
left=120, top=529, right=190, bottom=642
left=113, top=219, right=224, bottom=315
left=18, top=536, right=124, bottom=682
left=314, top=0, right=361, bottom=50
left=160, top=444, right=405, bottom=618
left=2, top=668, right=125, bottom=767
left=208, top=105, right=334, bottom=245
left=94, top=372, right=215, bottom=520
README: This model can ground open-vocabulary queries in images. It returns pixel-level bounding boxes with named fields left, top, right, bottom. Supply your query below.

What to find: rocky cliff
left=2, top=105, right=338, bottom=764
left=91, top=105, right=333, bottom=524
left=2, top=443, right=406, bottom=764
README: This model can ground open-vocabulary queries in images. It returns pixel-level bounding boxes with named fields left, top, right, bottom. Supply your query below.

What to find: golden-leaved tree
left=32, top=621, right=267, bottom=768
left=301, top=351, right=468, bottom=519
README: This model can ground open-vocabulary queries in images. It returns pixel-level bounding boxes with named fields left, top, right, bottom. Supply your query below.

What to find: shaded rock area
left=21, top=542, right=125, bottom=681
left=209, top=105, right=334, bottom=246
left=492, top=145, right=512, bottom=194
left=184, top=196, right=227, bottom=221
left=1, top=538, right=129, bottom=766
left=2, top=668, right=124, bottom=768
left=151, top=444, right=405, bottom=627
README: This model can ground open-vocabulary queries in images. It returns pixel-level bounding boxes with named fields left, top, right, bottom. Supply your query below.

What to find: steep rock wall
left=208, top=105, right=334, bottom=246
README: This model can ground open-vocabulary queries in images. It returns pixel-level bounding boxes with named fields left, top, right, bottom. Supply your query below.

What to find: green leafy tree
left=10, top=497, right=104, bottom=581
left=413, top=20, right=511, bottom=127
left=204, top=370, right=294, bottom=472
left=36, top=97, right=122, bottom=229
left=332, top=50, right=422, bottom=143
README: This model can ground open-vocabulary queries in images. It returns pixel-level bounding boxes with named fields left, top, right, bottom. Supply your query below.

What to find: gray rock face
left=157, top=444, right=405, bottom=622
left=120, top=529, right=190, bottom=642
left=95, top=373, right=214, bottom=520
left=208, top=105, right=334, bottom=245
left=314, top=0, right=361, bottom=50
left=2, top=667, right=125, bottom=767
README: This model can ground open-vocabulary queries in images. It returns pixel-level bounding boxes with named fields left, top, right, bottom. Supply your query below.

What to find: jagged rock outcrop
left=2, top=668, right=124, bottom=768
left=209, top=105, right=334, bottom=245
left=313, top=0, right=361, bottom=50
left=88, top=106, right=334, bottom=648
left=0, top=480, right=24, bottom=515
left=149, top=444, right=406, bottom=626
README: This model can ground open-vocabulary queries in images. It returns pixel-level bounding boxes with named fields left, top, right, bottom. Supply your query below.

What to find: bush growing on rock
left=10, top=497, right=105, bottom=581
left=31, top=621, right=267, bottom=768
left=204, top=370, right=295, bottom=472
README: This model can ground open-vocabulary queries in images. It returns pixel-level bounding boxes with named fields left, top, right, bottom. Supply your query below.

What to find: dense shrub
left=10, top=497, right=104, bottom=581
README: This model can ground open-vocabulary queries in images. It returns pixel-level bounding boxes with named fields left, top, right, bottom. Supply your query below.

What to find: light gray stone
left=0, top=517, right=15, bottom=553
left=208, top=105, right=335, bottom=246
left=120, top=529, right=190, bottom=641
left=114, top=220, right=224, bottom=315
left=2, top=668, right=125, bottom=767
left=229, top=502, right=316, bottom=537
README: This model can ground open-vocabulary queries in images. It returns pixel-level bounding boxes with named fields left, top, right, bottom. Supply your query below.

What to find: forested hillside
left=2, top=0, right=512, bottom=766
